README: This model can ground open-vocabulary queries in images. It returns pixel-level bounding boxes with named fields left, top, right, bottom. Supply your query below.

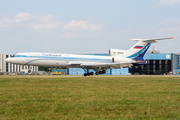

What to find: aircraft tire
left=28, top=70, right=31, bottom=73
left=95, top=72, right=99, bottom=75
left=102, top=70, right=106, bottom=74
left=84, top=73, right=87, bottom=76
left=90, top=72, right=94, bottom=75
left=99, top=71, right=102, bottom=74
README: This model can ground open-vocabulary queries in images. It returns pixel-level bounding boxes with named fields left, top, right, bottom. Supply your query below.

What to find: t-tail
left=126, top=37, right=174, bottom=65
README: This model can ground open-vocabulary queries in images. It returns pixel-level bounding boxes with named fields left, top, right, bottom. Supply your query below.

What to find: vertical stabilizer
left=126, top=37, right=174, bottom=61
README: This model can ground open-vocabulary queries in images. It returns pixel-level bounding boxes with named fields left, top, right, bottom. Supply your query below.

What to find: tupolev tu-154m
left=6, top=37, right=174, bottom=76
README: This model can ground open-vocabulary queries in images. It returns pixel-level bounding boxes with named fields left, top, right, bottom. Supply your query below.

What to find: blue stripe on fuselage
left=16, top=55, right=112, bottom=63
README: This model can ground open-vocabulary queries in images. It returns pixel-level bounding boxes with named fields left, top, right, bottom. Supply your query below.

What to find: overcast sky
left=0, top=0, right=180, bottom=54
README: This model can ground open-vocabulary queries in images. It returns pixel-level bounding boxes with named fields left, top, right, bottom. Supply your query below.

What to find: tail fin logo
left=134, top=46, right=143, bottom=49
left=127, top=43, right=151, bottom=59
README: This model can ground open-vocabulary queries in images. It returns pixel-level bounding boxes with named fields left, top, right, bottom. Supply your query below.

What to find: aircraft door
left=26, top=54, right=31, bottom=61
left=65, top=55, right=69, bottom=63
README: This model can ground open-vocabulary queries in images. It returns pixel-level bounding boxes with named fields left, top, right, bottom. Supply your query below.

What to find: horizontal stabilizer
left=131, top=37, right=174, bottom=43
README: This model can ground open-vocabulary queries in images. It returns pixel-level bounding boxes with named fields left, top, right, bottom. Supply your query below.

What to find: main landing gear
left=83, top=69, right=106, bottom=77
left=84, top=72, right=94, bottom=76
left=95, top=70, right=106, bottom=75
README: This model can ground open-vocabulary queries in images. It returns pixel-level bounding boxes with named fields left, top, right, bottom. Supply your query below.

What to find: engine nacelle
left=112, top=57, right=132, bottom=63
left=109, top=49, right=126, bottom=56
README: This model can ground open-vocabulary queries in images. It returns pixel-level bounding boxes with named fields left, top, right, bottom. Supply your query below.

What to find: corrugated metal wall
left=66, top=68, right=129, bottom=75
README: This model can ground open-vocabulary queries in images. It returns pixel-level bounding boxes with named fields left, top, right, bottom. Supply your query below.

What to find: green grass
left=0, top=76, right=180, bottom=119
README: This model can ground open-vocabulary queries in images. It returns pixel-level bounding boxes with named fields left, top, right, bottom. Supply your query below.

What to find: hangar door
left=129, top=60, right=172, bottom=75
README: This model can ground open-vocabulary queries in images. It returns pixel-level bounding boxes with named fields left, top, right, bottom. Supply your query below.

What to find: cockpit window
left=11, top=54, right=17, bottom=57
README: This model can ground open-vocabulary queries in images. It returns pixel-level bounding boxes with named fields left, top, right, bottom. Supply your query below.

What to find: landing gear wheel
left=90, top=72, right=94, bottom=75
left=99, top=71, right=102, bottom=74
left=102, top=70, right=106, bottom=74
left=84, top=73, right=87, bottom=76
left=87, top=73, right=91, bottom=76
left=28, top=70, right=31, bottom=73
left=96, top=72, right=99, bottom=75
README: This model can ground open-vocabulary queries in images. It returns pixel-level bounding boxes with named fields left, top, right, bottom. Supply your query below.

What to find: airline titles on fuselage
left=42, top=53, right=62, bottom=57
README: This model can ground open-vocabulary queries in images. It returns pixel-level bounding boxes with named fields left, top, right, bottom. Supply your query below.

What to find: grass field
left=0, top=75, right=180, bottom=119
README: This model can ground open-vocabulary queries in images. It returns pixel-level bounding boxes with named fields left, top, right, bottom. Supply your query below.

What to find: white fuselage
left=6, top=52, right=132, bottom=69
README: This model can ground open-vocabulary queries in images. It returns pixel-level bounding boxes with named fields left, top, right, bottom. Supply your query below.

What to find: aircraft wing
left=69, top=61, right=137, bottom=68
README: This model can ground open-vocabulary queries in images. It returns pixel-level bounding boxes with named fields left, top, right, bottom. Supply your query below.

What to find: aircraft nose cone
left=5, top=58, right=11, bottom=63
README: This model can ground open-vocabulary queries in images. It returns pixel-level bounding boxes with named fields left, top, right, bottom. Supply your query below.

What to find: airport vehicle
left=6, top=37, right=174, bottom=76
left=50, top=71, right=61, bottom=75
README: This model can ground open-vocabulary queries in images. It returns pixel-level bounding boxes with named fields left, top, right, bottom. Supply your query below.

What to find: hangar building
left=130, top=53, right=179, bottom=75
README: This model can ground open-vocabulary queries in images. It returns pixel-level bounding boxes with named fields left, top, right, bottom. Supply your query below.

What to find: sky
left=0, top=0, right=180, bottom=54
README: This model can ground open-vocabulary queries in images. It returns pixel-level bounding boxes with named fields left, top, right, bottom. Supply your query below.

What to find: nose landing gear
left=28, top=70, right=31, bottom=73
left=28, top=65, right=32, bottom=74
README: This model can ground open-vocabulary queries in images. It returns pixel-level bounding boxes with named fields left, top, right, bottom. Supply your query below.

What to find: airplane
left=6, top=37, right=174, bottom=76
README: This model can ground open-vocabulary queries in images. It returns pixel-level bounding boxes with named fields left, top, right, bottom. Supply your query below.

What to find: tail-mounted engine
left=112, top=57, right=121, bottom=63
left=112, top=56, right=133, bottom=63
